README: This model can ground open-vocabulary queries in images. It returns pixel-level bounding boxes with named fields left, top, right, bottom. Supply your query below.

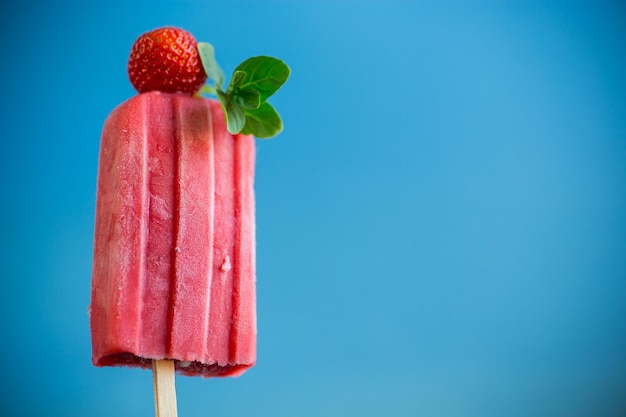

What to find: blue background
left=1, top=1, right=625, bottom=416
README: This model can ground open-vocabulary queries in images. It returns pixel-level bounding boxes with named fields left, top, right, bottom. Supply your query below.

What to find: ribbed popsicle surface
left=90, top=92, right=256, bottom=377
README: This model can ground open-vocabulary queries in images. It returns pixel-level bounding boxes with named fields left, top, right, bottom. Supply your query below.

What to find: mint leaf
left=217, top=90, right=246, bottom=134
left=226, top=102, right=246, bottom=134
left=197, top=42, right=225, bottom=88
left=233, top=56, right=290, bottom=102
left=234, top=89, right=261, bottom=109
left=198, top=46, right=289, bottom=138
left=241, top=102, right=283, bottom=138
left=229, top=70, right=247, bottom=91
left=216, top=89, right=228, bottom=111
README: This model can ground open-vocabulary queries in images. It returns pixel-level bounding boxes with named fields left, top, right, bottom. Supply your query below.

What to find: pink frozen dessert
left=89, top=26, right=288, bottom=385
left=90, top=91, right=257, bottom=377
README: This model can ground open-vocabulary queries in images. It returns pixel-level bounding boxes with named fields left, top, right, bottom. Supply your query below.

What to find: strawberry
left=127, top=27, right=208, bottom=95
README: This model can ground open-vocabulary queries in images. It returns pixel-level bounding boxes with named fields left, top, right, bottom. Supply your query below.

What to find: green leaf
left=216, top=89, right=228, bottom=111
left=233, top=56, right=290, bottom=102
left=216, top=90, right=245, bottom=134
left=226, top=102, right=246, bottom=134
left=199, top=48, right=289, bottom=139
left=197, top=42, right=225, bottom=88
left=229, top=70, right=247, bottom=91
left=233, top=89, right=261, bottom=109
left=241, top=102, right=283, bottom=139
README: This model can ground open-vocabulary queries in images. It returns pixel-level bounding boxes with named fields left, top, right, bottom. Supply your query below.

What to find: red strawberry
left=128, top=27, right=208, bottom=95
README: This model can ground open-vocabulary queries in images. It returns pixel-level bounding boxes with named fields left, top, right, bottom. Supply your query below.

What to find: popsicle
left=89, top=26, right=288, bottom=416
left=90, top=91, right=257, bottom=377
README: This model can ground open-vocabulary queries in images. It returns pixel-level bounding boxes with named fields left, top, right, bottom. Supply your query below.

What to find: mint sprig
left=197, top=42, right=290, bottom=139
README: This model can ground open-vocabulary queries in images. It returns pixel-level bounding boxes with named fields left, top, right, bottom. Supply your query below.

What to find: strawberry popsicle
left=90, top=91, right=256, bottom=377
left=89, top=26, right=288, bottom=415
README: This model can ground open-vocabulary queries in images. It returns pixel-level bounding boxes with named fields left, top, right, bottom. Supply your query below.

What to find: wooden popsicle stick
left=153, top=359, right=178, bottom=417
